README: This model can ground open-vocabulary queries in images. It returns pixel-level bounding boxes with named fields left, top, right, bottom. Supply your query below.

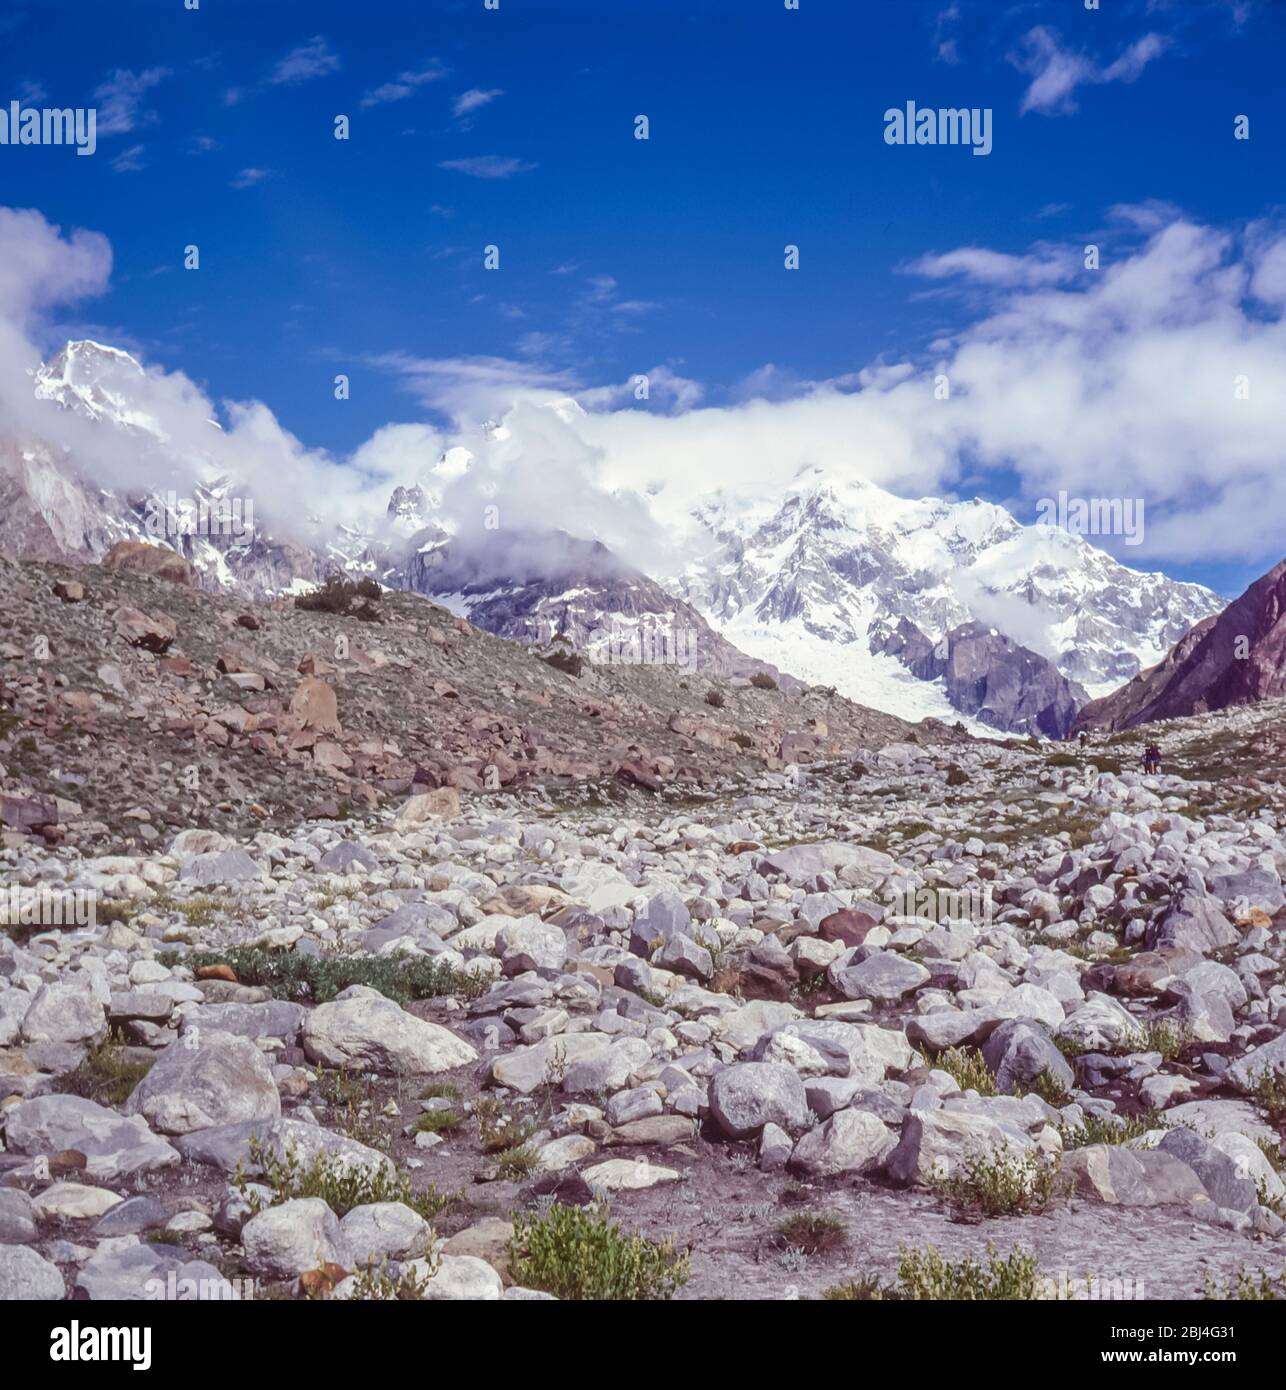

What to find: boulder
left=302, top=993, right=477, bottom=1076
left=708, top=1062, right=812, bottom=1138
left=123, top=1030, right=281, bottom=1135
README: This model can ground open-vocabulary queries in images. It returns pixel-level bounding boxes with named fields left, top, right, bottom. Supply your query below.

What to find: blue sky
left=2, top=0, right=1283, bottom=597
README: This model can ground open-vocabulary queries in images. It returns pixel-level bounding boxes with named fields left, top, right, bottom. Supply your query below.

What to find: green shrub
left=749, top=671, right=778, bottom=691
left=704, top=688, right=725, bottom=708
left=1203, top=1263, right=1286, bottom=1301
left=936, top=1149, right=1066, bottom=1217
left=51, top=1032, right=153, bottom=1107
left=508, top=1202, right=689, bottom=1301
left=774, top=1212, right=846, bottom=1255
left=936, top=1047, right=997, bottom=1096
left=236, top=1136, right=453, bottom=1222
left=1059, top=1111, right=1162, bottom=1148
left=165, top=946, right=484, bottom=1006
left=896, top=1242, right=1045, bottom=1300
left=493, top=1143, right=540, bottom=1180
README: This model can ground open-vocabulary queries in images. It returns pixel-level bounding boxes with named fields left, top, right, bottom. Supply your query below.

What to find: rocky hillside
left=0, top=549, right=948, bottom=856
left=1073, top=557, right=1286, bottom=735
left=0, top=686, right=1283, bottom=1302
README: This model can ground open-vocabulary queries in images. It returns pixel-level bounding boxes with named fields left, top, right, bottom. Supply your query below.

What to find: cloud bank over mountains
left=4, top=202, right=1285, bottom=571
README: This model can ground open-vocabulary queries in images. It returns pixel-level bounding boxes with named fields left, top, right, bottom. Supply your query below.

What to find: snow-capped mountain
left=665, top=469, right=1223, bottom=734
left=0, top=339, right=1228, bottom=737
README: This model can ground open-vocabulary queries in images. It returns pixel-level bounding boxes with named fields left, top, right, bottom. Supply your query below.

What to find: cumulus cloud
left=1012, top=27, right=1169, bottom=115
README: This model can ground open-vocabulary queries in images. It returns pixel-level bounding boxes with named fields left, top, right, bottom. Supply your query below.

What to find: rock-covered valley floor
left=2, top=557, right=1286, bottom=1302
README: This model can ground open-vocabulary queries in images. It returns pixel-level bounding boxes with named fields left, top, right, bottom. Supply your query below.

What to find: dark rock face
left=1073, top=557, right=1286, bottom=734
left=872, top=618, right=1087, bottom=738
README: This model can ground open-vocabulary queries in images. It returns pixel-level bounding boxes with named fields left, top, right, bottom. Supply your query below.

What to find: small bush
left=295, top=575, right=382, bottom=616
left=349, top=1256, right=437, bottom=1301
left=1059, top=1111, right=1162, bottom=1149
left=508, top=1202, right=690, bottom=1301
left=936, top=1047, right=997, bottom=1096
left=897, top=1242, right=1045, bottom=1300
left=236, top=1136, right=453, bottom=1222
left=1203, top=1263, right=1286, bottom=1301
left=774, top=1212, right=846, bottom=1256
left=51, top=1032, right=153, bottom=1107
left=704, top=688, right=725, bottom=708
left=1247, top=1069, right=1286, bottom=1121
left=749, top=671, right=778, bottom=691
left=412, top=1109, right=464, bottom=1136
left=493, top=1143, right=540, bottom=1180
left=944, top=764, right=968, bottom=787
left=166, top=946, right=484, bottom=1006
left=937, top=1149, right=1066, bottom=1217
left=731, top=733, right=753, bottom=750
left=1023, top=1069, right=1074, bottom=1107
left=540, top=646, right=584, bottom=677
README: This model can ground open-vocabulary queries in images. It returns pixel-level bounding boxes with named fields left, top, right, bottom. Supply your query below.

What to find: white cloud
left=452, top=87, right=503, bottom=118
left=270, top=36, right=339, bottom=86
left=231, top=168, right=272, bottom=190
left=110, top=145, right=147, bottom=174
left=93, top=67, right=170, bottom=137
left=1012, top=26, right=1169, bottom=115
left=360, top=62, right=446, bottom=108
left=438, top=155, right=537, bottom=179
left=906, top=245, right=1076, bottom=288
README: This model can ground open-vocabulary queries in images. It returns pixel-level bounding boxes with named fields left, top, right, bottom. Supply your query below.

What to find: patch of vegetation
left=1203, top=1263, right=1286, bottom=1301
left=1058, top=1110, right=1161, bottom=1148
left=774, top=1211, right=846, bottom=1256
left=825, top=1242, right=1047, bottom=1301
left=164, top=946, right=485, bottom=1006
left=936, top=1047, right=997, bottom=1096
left=936, top=1149, right=1066, bottom=1218
left=51, top=1031, right=153, bottom=1107
left=420, top=1082, right=461, bottom=1102
left=1023, top=1069, right=1074, bottom=1107
left=944, top=764, right=968, bottom=787
left=1140, top=1019, right=1191, bottom=1062
left=493, top=1143, right=540, bottom=1180
left=508, top=1202, right=690, bottom=1301
left=413, top=1108, right=465, bottom=1136
left=538, top=639, right=584, bottom=677
left=1247, top=1069, right=1286, bottom=1121
left=479, top=1110, right=537, bottom=1154
left=704, top=688, right=725, bottom=708
left=236, top=1136, right=453, bottom=1222
left=749, top=671, right=778, bottom=691
left=349, top=1255, right=437, bottom=1301
left=295, top=574, right=383, bottom=620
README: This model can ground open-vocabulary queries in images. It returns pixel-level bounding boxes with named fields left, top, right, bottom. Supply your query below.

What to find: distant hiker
left=1142, top=743, right=1162, bottom=775
left=1077, top=731, right=1088, bottom=749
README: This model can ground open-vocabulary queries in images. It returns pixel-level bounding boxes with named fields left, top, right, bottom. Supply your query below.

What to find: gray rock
left=3, top=1094, right=180, bottom=1180
left=829, top=950, right=930, bottom=1002
left=708, top=1062, right=812, bottom=1138
left=92, top=1196, right=169, bottom=1237
left=981, top=1019, right=1074, bottom=1096
left=1158, top=1127, right=1259, bottom=1213
left=760, top=841, right=896, bottom=883
left=788, top=1108, right=895, bottom=1177
left=123, top=1029, right=281, bottom=1135
left=339, top=1202, right=433, bottom=1264
left=0, top=1190, right=36, bottom=1243
left=180, top=1000, right=306, bottom=1042
left=174, top=1118, right=394, bottom=1178
left=19, top=981, right=106, bottom=1046
left=302, top=993, right=478, bottom=1075
left=318, top=841, right=380, bottom=874
left=180, top=849, right=264, bottom=885
left=629, top=892, right=692, bottom=955
left=241, top=1198, right=351, bottom=1280
left=0, top=1244, right=65, bottom=1300
left=1145, top=891, right=1238, bottom=954
left=654, top=932, right=714, bottom=981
